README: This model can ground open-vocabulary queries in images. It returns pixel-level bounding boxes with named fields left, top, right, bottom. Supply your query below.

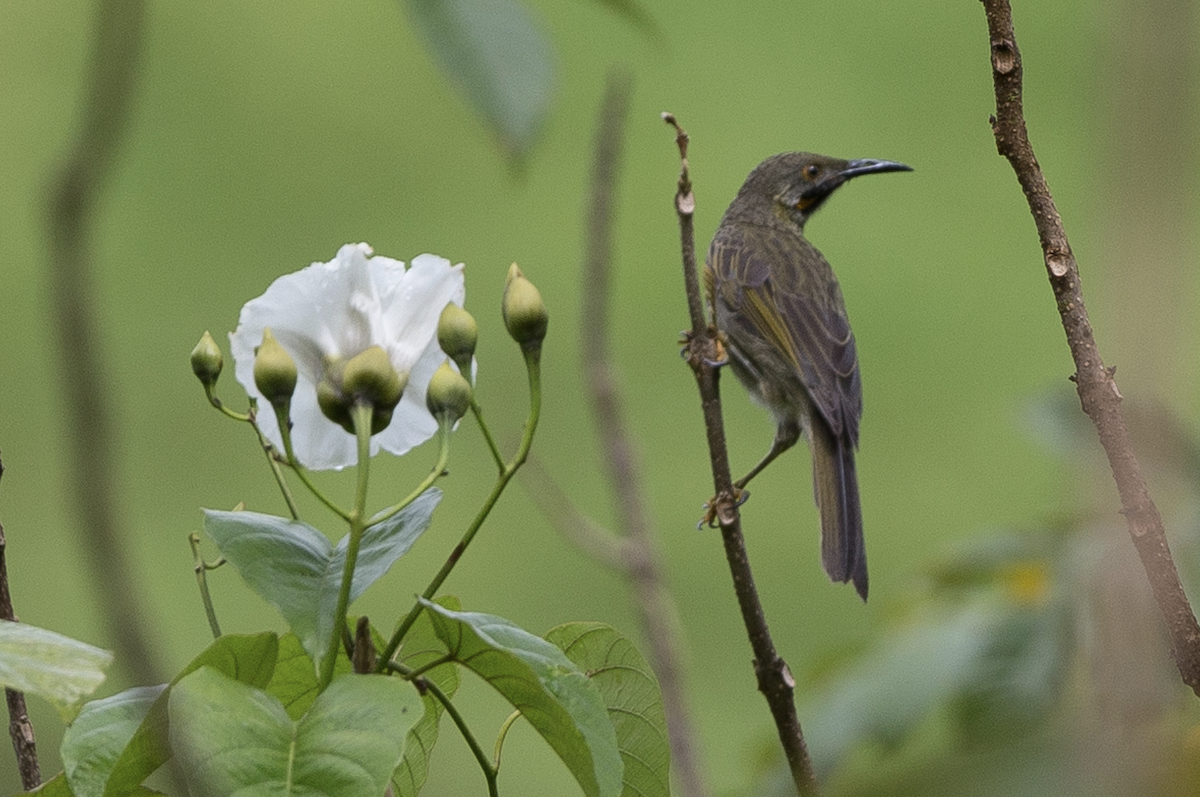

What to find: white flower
left=230, top=243, right=467, bottom=470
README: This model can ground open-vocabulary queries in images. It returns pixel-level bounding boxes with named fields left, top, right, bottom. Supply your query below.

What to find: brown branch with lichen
left=979, top=0, right=1200, bottom=694
left=663, top=114, right=821, bottom=796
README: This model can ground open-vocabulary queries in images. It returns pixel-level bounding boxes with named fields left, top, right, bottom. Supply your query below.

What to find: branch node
left=990, top=39, right=1017, bottom=74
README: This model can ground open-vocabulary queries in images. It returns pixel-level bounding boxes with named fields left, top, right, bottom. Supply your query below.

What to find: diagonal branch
left=662, top=114, right=821, bottom=796
left=979, top=0, right=1200, bottom=694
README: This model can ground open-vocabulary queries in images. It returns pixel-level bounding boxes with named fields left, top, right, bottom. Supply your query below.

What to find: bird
left=704, top=152, right=911, bottom=601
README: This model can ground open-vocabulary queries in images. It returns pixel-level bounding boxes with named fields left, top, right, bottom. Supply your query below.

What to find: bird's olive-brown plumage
left=705, top=152, right=911, bottom=601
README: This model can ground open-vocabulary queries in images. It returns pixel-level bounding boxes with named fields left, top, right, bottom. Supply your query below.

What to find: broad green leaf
left=101, top=633, right=279, bottom=796
left=266, top=632, right=347, bottom=721
left=203, top=488, right=440, bottom=673
left=421, top=600, right=622, bottom=797
left=0, top=621, right=112, bottom=720
left=18, top=772, right=71, bottom=796
left=62, top=685, right=165, bottom=797
left=400, top=0, right=555, bottom=160
left=391, top=596, right=462, bottom=797
left=169, top=668, right=420, bottom=797
left=18, top=773, right=164, bottom=796
left=547, top=623, right=671, bottom=797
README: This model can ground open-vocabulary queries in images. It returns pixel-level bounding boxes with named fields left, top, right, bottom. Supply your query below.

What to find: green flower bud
left=437, top=303, right=478, bottom=379
left=343, top=346, right=407, bottom=410
left=316, top=363, right=354, bottom=434
left=190, top=330, right=223, bottom=388
left=502, top=263, right=548, bottom=351
left=317, top=347, right=407, bottom=436
left=425, top=361, right=472, bottom=424
left=253, top=328, right=297, bottom=406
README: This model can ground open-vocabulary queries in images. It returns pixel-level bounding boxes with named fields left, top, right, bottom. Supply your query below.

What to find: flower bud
left=437, top=303, right=478, bottom=379
left=253, top=328, right=297, bottom=406
left=502, top=263, right=548, bottom=351
left=316, top=365, right=354, bottom=434
left=425, top=361, right=472, bottom=424
left=190, top=331, right=223, bottom=388
left=343, top=346, right=407, bottom=413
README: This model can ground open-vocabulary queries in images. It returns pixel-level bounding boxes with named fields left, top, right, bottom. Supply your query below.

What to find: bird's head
left=733, top=152, right=912, bottom=229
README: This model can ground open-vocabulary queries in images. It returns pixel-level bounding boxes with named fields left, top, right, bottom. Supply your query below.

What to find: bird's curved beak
left=840, top=159, right=913, bottom=179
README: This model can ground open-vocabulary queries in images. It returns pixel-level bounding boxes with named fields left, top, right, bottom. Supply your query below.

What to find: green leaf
left=391, top=596, right=462, bottom=797
left=547, top=622, right=671, bottom=797
left=266, top=632, right=348, bottom=721
left=0, top=621, right=112, bottom=720
left=98, top=633, right=279, bottom=796
left=61, top=685, right=165, bottom=797
left=169, top=668, right=421, bottom=797
left=421, top=600, right=622, bottom=797
left=400, top=0, right=555, bottom=160
left=16, top=772, right=165, bottom=797
left=203, top=488, right=440, bottom=674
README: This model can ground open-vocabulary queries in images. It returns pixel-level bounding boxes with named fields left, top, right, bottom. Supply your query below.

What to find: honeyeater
left=704, top=152, right=911, bottom=601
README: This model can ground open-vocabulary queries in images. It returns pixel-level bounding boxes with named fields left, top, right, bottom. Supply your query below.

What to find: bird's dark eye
left=804, top=164, right=820, bottom=179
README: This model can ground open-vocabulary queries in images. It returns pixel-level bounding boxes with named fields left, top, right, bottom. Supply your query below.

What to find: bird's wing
left=708, top=223, right=862, bottom=444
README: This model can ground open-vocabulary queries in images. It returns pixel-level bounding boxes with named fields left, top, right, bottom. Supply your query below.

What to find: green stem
left=471, top=398, right=505, bottom=472
left=378, top=350, right=542, bottom=669
left=272, top=401, right=350, bottom=522
left=494, top=710, right=522, bottom=772
left=368, top=416, right=452, bottom=527
left=389, top=665, right=499, bottom=797
left=188, top=532, right=222, bottom=639
left=318, top=401, right=374, bottom=689
left=205, top=384, right=250, bottom=421
left=247, top=408, right=301, bottom=520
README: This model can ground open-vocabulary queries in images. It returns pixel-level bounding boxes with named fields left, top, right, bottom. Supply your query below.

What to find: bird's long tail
left=811, top=420, right=868, bottom=600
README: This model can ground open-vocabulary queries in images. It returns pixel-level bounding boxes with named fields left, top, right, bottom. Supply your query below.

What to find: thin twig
left=662, top=114, right=821, bottom=796
left=978, top=0, right=1200, bottom=694
left=0, top=456, right=40, bottom=789
left=45, top=0, right=162, bottom=688
left=574, top=72, right=710, bottom=797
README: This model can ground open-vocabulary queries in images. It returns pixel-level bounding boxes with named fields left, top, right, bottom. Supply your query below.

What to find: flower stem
left=378, top=351, right=542, bottom=669
left=272, top=403, right=351, bottom=522
left=368, top=416, right=452, bottom=527
left=247, top=408, right=301, bottom=520
left=470, top=398, right=505, bottom=472
left=319, top=400, right=374, bottom=689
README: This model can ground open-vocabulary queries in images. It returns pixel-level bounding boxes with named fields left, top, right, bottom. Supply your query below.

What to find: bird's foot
left=698, top=486, right=749, bottom=528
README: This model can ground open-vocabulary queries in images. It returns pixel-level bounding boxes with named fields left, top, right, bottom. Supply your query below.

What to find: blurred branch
left=45, top=0, right=162, bottom=686
left=569, top=71, right=710, bottom=797
left=662, top=114, right=821, bottom=796
left=0, top=455, right=41, bottom=790
left=978, top=0, right=1200, bottom=695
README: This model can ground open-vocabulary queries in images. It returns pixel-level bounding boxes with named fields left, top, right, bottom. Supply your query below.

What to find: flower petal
left=229, top=244, right=468, bottom=470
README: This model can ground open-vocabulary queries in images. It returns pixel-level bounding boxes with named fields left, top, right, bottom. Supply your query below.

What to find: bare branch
left=663, top=114, right=821, bottom=796
left=0, top=456, right=41, bottom=789
left=574, top=71, right=711, bottom=797
left=978, top=0, right=1200, bottom=694
left=45, top=0, right=163, bottom=687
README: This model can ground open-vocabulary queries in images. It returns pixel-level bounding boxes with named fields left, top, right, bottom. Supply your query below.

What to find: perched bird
left=705, top=152, right=911, bottom=600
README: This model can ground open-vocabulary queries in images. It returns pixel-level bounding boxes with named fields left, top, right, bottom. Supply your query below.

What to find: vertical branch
left=978, top=0, right=1200, bottom=693
left=662, top=115, right=821, bottom=796
left=0, top=456, right=40, bottom=790
left=45, top=0, right=162, bottom=687
left=579, top=71, right=710, bottom=797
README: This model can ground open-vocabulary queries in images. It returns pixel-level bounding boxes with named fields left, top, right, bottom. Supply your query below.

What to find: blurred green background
left=2, top=0, right=1199, bottom=794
